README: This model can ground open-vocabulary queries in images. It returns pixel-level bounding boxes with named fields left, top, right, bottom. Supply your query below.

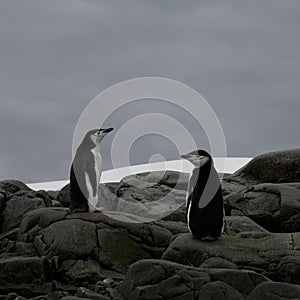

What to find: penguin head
left=180, top=149, right=212, bottom=167
left=88, top=128, right=113, bottom=144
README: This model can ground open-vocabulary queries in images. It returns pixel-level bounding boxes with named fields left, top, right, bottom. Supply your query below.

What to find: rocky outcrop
left=119, top=259, right=269, bottom=300
left=162, top=232, right=300, bottom=283
left=224, top=182, right=300, bottom=232
left=1, top=149, right=300, bottom=299
left=227, top=148, right=300, bottom=184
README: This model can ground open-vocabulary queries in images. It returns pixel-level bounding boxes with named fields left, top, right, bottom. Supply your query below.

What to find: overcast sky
left=0, top=0, right=299, bottom=183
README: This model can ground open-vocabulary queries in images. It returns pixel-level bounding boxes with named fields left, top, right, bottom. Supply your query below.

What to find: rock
left=199, top=257, right=238, bottom=270
left=277, top=256, right=300, bottom=284
left=119, top=259, right=268, bottom=299
left=228, top=149, right=300, bottom=184
left=199, top=281, right=243, bottom=300
left=120, top=171, right=189, bottom=191
left=61, top=259, right=104, bottom=284
left=199, top=268, right=270, bottom=296
left=162, top=232, right=300, bottom=283
left=35, top=190, right=53, bottom=207
left=0, top=257, right=51, bottom=296
left=1, top=196, right=45, bottom=233
left=0, top=189, right=6, bottom=214
left=224, top=216, right=269, bottom=234
left=119, top=259, right=211, bottom=300
left=225, top=183, right=300, bottom=232
left=0, top=180, right=32, bottom=194
left=77, top=287, right=110, bottom=300
left=55, top=184, right=70, bottom=207
left=246, top=282, right=300, bottom=300
left=60, top=297, right=90, bottom=300
left=96, top=229, right=151, bottom=272
left=113, top=171, right=187, bottom=220
left=40, top=219, right=97, bottom=259
left=64, top=212, right=173, bottom=253
left=20, top=207, right=67, bottom=236
left=0, top=228, right=19, bottom=242
left=282, top=212, right=300, bottom=232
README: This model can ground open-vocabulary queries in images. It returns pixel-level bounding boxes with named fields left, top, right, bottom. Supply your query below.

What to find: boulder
left=0, top=256, right=51, bottom=296
left=1, top=196, right=45, bottom=233
left=227, top=149, right=300, bottom=184
left=162, top=232, right=300, bottom=283
left=0, top=180, right=32, bottom=194
left=224, top=216, right=269, bottom=234
left=60, top=259, right=104, bottom=284
left=119, top=259, right=210, bottom=300
left=77, top=287, right=111, bottom=300
left=199, top=257, right=238, bottom=270
left=277, top=256, right=300, bottom=284
left=55, top=184, right=70, bottom=207
left=225, top=183, right=300, bottom=232
left=198, top=281, right=243, bottom=300
left=119, top=259, right=269, bottom=300
left=120, top=171, right=189, bottom=191
left=40, top=219, right=97, bottom=259
left=96, top=229, right=151, bottom=272
left=246, top=282, right=300, bottom=300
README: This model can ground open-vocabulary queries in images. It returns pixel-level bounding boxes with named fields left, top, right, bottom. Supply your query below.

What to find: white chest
left=91, top=147, right=102, bottom=180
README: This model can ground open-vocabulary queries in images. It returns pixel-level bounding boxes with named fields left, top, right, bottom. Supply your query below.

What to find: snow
left=27, top=157, right=251, bottom=191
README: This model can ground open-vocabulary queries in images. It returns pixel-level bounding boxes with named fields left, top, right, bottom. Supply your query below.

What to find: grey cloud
left=0, top=0, right=299, bottom=182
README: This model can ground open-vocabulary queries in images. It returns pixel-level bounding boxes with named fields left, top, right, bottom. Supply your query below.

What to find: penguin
left=68, top=127, right=113, bottom=214
left=180, top=149, right=224, bottom=240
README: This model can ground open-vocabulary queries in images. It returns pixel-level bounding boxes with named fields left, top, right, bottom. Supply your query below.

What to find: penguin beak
left=101, top=128, right=114, bottom=134
left=180, top=154, right=190, bottom=160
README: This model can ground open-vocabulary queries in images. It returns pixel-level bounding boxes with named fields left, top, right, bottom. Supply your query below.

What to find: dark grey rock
left=35, top=190, right=53, bottom=207
left=0, top=228, right=19, bottom=242
left=224, top=216, right=269, bottom=234
left=96, top=229, right=151, bottom=272
left=60, top=297, right=89, bottom=300
left=61, top=259, right=104, bottom=284
left=1, top=196, right=45, bottom=233
left=200, top=268, right=270, bottom=295
left=65, top=212, right=172, bottom=251
left=199, top=257, right=238, bottom=270
left=0, top=256, right=51, bottom=295
left=115, top=171, right=187, bottom=220
left=120, top=171, right=189, bottom=191
left=277, top=256, right=300, bottom=284
left=119, top=259, right=211, bottom=300
left=20, top=207, right=67, bottom=236
left=225, top=183, right=300, bottom=232
left=40, top=219, right=97, bottom=259
left=0, top=180, right=32, bottom=194
left=228, top=149, right=300, bottom=184
left=55, top=184, right=70, bottom=207
left=0, top=189, right=7, bottom=214
left=246, top=282, right=300, bottom=300
left=162, top=232, right=300, bottom=282
left=77, top=287, right=110, bottom=300
left=199, top=281, right=243, bottom=300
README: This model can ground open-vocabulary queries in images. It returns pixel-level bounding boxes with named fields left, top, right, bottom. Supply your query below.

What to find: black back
left=69, top=130, right=98, bottom=212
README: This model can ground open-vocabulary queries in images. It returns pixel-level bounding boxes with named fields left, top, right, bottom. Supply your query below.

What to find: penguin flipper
left=86, top=152, right=99, bottom=210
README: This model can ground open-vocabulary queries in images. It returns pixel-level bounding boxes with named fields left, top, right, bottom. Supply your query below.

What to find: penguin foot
left=194, top=234, right=220, bottom=241
left=93, top=207, right=105, bottom=213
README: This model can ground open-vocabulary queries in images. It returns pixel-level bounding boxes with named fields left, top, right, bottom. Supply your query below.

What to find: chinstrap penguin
left=181, top=149, right=224, bottom=240
left=68, top=127, right=113, bottom=214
